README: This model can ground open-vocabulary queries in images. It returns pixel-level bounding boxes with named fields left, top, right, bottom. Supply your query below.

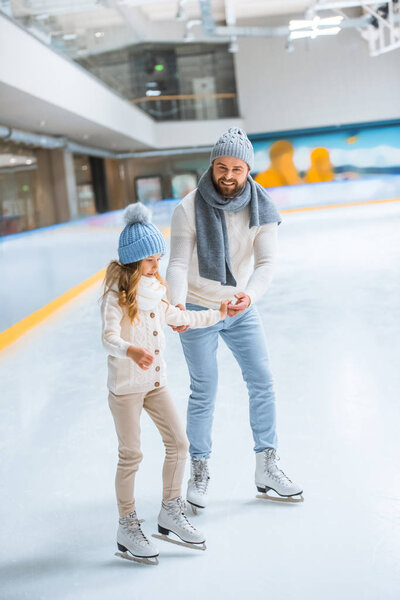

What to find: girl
left=101, top=203, right=228, bottom=565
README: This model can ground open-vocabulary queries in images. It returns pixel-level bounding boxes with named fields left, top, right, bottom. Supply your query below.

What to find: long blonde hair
left=103, top=259, right=165, bottom=323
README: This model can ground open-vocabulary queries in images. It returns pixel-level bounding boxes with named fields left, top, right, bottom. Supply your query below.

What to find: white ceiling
left=0, top=1, right=369, bottom=153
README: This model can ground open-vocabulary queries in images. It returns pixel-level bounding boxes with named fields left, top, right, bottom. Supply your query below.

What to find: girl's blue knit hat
left=118, top=203, right=166, bottom=265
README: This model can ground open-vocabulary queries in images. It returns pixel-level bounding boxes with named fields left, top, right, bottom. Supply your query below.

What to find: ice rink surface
left=1, top=201, right=400, bottom=600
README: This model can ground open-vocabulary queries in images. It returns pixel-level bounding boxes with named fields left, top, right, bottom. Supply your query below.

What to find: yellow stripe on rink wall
left=0, top=268, right=106, bottom=352
left=0, top=226, right=171, bottom=352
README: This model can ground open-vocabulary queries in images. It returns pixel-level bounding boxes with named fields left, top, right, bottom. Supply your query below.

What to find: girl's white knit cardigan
left=101, top=276, right=221, bottom=394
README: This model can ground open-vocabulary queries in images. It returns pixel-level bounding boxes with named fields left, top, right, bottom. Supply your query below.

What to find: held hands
left=127, top=346, right=154, bottom=370
left=169, top=304, right=190, bottom=333
left=227, top=292, right=251, bottom=317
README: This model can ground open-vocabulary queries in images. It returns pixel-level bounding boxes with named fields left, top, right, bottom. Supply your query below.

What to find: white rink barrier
left=84, top=174, right=400, bottom=230
left=267, top=175, right=400, bottom=211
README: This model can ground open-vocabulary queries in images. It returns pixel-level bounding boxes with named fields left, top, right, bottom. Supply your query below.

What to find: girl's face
left=141, top=254, right=162, bottom=278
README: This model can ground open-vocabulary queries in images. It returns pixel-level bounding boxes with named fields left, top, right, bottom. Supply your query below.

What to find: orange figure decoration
left=255, top=140, right=302, bottom=188
left=305, top=147, right=335, bottom=183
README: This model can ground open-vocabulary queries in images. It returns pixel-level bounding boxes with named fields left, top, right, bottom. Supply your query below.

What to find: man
left=166, top=128, right=303, bottom=510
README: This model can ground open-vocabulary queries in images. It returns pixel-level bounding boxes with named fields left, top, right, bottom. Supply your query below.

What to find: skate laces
left=192, top=460, right=210, bottom=493
left=121, top=515, right=150, bottom=546
left=164, top=497, right=196, bottom=532
left=264, top=450, right=293, bottom=486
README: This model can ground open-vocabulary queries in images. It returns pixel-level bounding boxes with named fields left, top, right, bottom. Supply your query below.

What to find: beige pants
left=108, top=386, right=189, bottom=517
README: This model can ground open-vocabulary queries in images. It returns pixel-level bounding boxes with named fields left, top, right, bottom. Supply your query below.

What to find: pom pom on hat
left=123, top=202, right=152, bottom=225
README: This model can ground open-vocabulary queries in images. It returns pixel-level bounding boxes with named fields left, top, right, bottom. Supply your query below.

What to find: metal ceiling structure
left=1, top=1, right=399, bottom=155
left=1, top=1, right=400, bottom=57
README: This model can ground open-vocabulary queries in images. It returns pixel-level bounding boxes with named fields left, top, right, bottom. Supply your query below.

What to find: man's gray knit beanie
left=210, top=127, right=254, bottom=170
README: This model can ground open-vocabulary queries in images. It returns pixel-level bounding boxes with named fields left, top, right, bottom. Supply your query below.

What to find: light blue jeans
left=180, top=303, right=278, bottom=459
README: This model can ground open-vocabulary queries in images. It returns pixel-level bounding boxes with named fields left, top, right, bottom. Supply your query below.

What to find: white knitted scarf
left=137, top=276, right=166, bottom=311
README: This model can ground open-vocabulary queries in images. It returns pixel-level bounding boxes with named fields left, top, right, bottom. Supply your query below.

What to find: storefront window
left=73, top=155, right=97, bottom=217
left=0, top=142, right=38, bottom=235
left=136, top=176, right=163, bottom=204
left=171, top=173, right=198, bottom=198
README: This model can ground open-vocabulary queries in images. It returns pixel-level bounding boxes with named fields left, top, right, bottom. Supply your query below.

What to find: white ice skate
left=115, top=512, right=159, bottom=565
left=255, top=449, right=304, bottom=503
left=186, top=458, right=210, bottom=514
left=153, top=497, right=206, bottom=551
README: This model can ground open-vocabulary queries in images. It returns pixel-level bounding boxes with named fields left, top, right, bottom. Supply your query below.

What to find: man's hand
left=227, top=292, right=251, bottom=317
left=169, top=304, right=190, bottom=333
left=127, top=346, right=154, bottom=370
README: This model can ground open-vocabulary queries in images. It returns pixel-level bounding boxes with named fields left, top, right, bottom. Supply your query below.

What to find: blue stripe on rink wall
left=248, top=118, right=400, bottom=142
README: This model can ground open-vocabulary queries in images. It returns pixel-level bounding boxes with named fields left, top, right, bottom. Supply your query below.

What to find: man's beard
left=213, top=175, right=245, bottom=198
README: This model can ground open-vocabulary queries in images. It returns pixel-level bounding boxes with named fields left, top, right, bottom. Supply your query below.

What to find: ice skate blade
left=115, top=551, right=159, bottom=565
left=187, top=501, right=204, bottom=515
left=256, top=492, right=304, bottom=504
left=152, top=534, right=206, bottom=551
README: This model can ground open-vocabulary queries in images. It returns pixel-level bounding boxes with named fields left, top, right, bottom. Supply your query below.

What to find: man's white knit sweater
left=166, top=189, right=278, bottom=309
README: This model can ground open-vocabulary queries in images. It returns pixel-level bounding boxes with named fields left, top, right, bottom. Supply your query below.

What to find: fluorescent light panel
left=290, top=27, right=342, bottom=40
left=289, top=15, right=343, bottom=30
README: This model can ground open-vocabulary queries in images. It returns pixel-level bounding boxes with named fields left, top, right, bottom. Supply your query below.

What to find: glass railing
left=1, top=1, right=239, bottom=121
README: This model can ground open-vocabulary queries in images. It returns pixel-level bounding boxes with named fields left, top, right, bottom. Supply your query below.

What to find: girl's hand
left=219, top=300, right=231, bottom=320
left=127, top=346, right=154, bottom=370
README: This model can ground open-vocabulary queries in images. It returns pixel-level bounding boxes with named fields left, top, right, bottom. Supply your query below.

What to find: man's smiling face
left=212, top=156, right=250, bottom=197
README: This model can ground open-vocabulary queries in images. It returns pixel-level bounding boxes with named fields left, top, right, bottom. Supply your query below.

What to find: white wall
left=155, top=118, right=244, bottom=149
left=235, top=29, right=400, bottom=135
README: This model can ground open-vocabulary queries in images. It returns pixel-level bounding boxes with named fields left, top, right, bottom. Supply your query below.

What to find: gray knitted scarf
left=195, top=166, right=281, bottom=287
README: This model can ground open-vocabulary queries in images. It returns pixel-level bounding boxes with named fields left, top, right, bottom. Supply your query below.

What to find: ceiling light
left=94, top=31, right=104, bottom=38
left=26, top=159, right=33, bottom=165
left=289, top=16, right=343, bottom=31
left=10, top=158, right=17, bottom=164
left=146, top=90, right=162, bottom=96
left=290, top=27, right=341, bottom=40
